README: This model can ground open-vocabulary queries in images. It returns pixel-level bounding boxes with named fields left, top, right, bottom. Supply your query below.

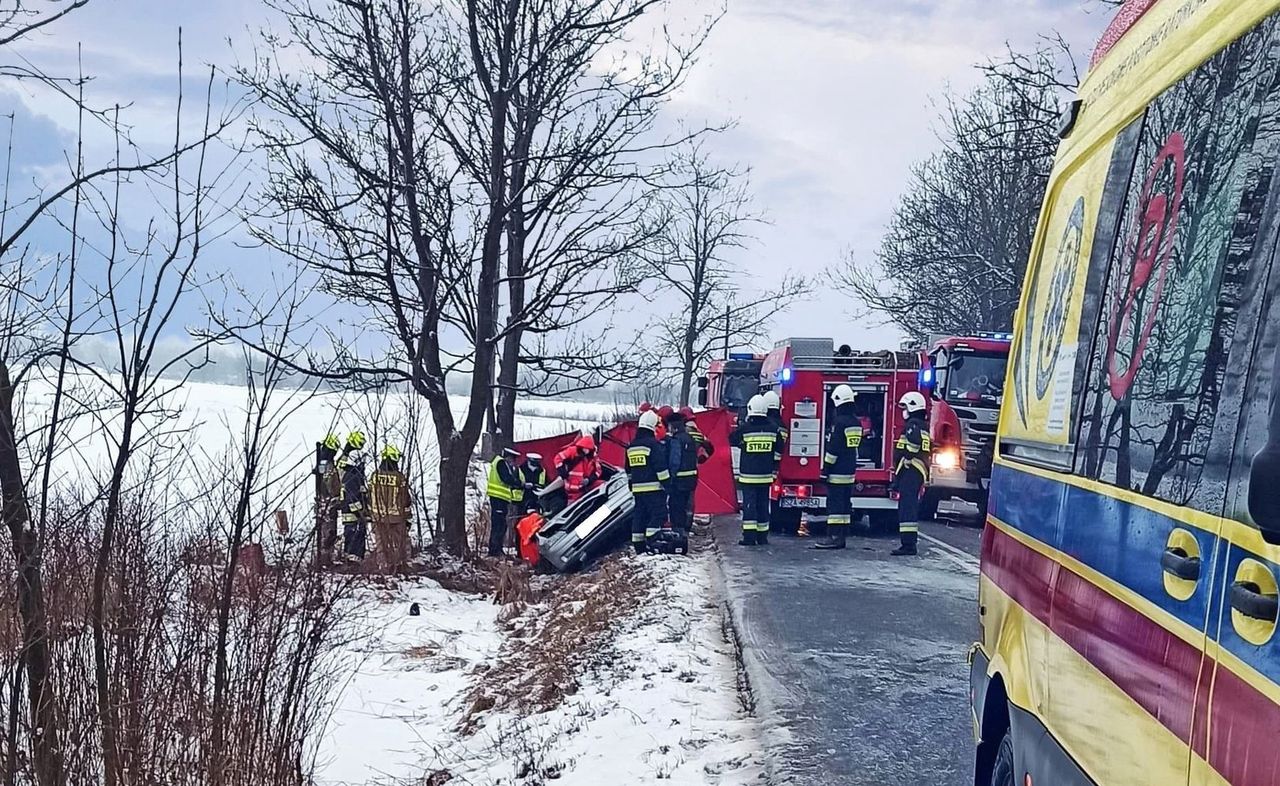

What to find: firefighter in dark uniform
left=486, top=447, right=525, bottom=557
left=663, top=409, right=699, bottom=534
left=626, top=410, right=670, bottom=554
left=761, top=390, right=789, bottom=532
left=314, top=432, right=344, bottom=566
left=339, top=431, right=369, bottom=562
left=730, top=395, right=782, bottom=547
left=816, top=385, right=863, bottom=550
left=892, top=391, right=931, bottom=556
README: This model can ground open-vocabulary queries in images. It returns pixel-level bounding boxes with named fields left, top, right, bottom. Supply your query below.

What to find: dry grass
left=458, top=554, right=651, bottom=733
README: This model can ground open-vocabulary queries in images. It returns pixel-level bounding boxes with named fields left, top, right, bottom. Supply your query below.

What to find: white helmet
left=638, top=410, right=661, bottom=431
left=747, top=394, right=768, bottom=417
left=899, top=391, right=927, bottom=418
left=832, top=384, right=857, bottom=407
left=762, top=390, right=781, bottom=411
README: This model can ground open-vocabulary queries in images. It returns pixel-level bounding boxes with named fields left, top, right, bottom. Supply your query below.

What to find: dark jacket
left=822, top=404, right=864, bottom=485
left=730, top=416, right=782, bottom=485
left=664, top=423, right=700, bottom=491
left=686, top=420, right=715, bottom=462
left=625, top=428, right=670, bottom=494
left=341, top=460, right=367, bottom=513
left=894, top=413, right=932, bottom=480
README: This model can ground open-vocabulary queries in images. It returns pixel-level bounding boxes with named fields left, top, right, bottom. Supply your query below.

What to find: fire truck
left=697, top=353, right=765, bottom=417
left=919, top=332, right=1011, bottom=518
left=759, top=337, right=924, bottom=533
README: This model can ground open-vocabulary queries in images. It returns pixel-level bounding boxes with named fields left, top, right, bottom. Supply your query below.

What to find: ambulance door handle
left=1160, top=548, right=1201, bottom=582
left=1230, top=581, right=1279, bottom=622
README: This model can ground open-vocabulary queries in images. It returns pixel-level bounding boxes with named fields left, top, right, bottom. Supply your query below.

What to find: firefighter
left=815, top=385, right=863, bottom=550
left=761, top=390, right=789, bottom=532
left=663, top=408, right=699, bottom=534
left=554, top=435, right=602, bottom=507
left=339, top=432, right=369, bottom=562
left=730, top=395, right=781, bottom=546
left=681, top=406, right=715, bottom=461
left=655, top=405, right=672, bottom=440
left=486, top=447, right=524, bottom=557
left=368, top=445, right=412, bottom=573
left=314, top=433, right=344, bottom=566
left=626, top=410, right=670, bottom=554
left=521, top=452, right=548, bottom=513
left=892, top=391, right=931, bottom=556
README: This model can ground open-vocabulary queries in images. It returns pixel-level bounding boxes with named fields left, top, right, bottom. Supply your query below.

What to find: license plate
left=781, top=496, right=826, bottom=509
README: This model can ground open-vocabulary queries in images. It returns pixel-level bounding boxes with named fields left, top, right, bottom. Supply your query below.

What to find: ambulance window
left=1074, top=14, right=1280, bottom=514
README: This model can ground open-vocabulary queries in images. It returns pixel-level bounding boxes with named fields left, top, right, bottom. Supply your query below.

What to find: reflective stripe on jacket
left=626, top=430, right=670, bottom=494
left=823, top=408, right=863, bottom=485
left=730, top=416, right=781, bottom=485
left=894, top=415, right=932, bottom=480
left=369, top=468, right=412, bottom=525
left=486, top=457, right=524, bottom=502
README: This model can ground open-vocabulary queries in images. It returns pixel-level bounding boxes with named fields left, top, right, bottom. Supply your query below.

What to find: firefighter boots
left=738, top=531, right=758, bottom=547
left=812, top=533, right=846, bottom=550
left=757, top=530, right=769, bottom=546
left=891, top=543, right=918, bottom=556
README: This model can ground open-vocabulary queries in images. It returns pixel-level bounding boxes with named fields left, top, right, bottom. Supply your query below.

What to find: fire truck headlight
left=934, top=448, right=960, bottom=470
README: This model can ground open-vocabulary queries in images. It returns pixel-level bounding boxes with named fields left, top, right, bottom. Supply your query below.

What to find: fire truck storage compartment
left=821, top=383, right=886, bottom=469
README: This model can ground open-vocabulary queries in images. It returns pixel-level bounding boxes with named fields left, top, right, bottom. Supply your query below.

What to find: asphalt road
left=712, top=514, right=981, bottom=786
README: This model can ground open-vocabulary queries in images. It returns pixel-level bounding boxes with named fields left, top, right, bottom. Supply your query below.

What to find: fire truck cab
left=760, top=337, right=924, bottom=533
left=919, top=332, right=1011, bottom=518
left=697, top=353, right=764, bottom=417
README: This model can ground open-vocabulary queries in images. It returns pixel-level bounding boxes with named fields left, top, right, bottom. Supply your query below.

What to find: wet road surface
left=712, top=515, right=981, bottom=786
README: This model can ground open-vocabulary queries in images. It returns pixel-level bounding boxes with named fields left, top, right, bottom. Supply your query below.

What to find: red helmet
left=679, top=406, right=695, bottom=419
left=575, top=435, right=597, bottom=453
left=657, top=405, right=674, bottom=420
left=638, top=402, right=653, bottom=413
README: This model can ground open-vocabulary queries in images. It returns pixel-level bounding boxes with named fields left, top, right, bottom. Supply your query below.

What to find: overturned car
left=536, top=472, right=635, bottom=573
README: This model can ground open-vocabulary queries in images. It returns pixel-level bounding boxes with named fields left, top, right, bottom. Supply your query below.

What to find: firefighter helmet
left=679, top=406, right=696, bottom=419
left=323, top=433, right=341, bottom=451
left=762, top=390, right=781, bottom=411
left=381, top=445, right=402, bottom=463
left=345, top=431, right=367, bottom=451
left=899, top=391, right=927, bottom=417
left=638, top=401, right=653, bottom=413
left=639, top=410, right=661, bottom=432
left=575, top=434, right=597, bottom=453
left=832, top=385, right=857, bottom=407
left=747, top=394, right=768, bottom=417
left=657, top=405, right=674, bottom=421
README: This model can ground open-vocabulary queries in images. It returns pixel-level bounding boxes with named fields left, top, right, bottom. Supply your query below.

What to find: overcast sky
left=5, top=0, right=1117, bottom=356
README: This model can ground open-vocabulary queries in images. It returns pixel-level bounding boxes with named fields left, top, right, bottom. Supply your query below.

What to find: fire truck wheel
left=770, top=507, right=801, bottom=535
left=919, top=490, right=940, bottom=521
left=867, top=510, right=897, bottom=535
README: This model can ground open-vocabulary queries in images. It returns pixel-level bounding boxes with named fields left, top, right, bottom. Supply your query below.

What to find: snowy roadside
left=313, top=542, right=765, bottom=785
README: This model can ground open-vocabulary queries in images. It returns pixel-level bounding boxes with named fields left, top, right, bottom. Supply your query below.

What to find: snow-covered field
left=315, top=551, right=764, bottom=785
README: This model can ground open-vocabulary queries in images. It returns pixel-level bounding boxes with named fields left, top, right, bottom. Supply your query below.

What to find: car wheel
left=990, top=728, right=1015, bottom=786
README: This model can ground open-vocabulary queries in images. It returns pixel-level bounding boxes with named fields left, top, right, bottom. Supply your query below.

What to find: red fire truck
left=697, top=353, right=764, bottom=416
left=759, top=337, right=924, bottom=533
left=919, top=332, right=1011, bottom=518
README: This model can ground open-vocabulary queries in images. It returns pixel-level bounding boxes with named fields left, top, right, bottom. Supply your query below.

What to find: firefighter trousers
left=827, top=483, right=853, bottom=533
left=897, top=468, right=925, bottom=549
left=341, top=511, right=367, bottom=559
left=632, top=490, right=666, bottom=549
left=488, top=497, right=511, bottom=556
left=667, top=484, right=694, bottom=532
left=739, top=483, right=772, bottom=534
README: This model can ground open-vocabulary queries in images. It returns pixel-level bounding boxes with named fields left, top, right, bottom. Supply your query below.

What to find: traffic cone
left=797, top=515, right=810, bottom=538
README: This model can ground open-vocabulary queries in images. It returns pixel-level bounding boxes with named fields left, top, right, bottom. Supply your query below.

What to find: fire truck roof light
left=781, top=367, right=793, bottom=383
left=729, top=352, right=757, bottom=360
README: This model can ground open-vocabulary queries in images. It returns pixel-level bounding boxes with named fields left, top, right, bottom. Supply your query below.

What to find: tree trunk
left=496, top=145, right=529, bottom=452
left=436, top=441, right=472, bottom=556
left=0, top=363, right=62, bottom=786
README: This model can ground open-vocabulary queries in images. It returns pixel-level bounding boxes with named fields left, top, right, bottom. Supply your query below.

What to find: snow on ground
left=315, top=548, right=764, bottom=785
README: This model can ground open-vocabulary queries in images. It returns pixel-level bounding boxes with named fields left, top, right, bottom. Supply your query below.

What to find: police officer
left=730, top=395, right=782, bottom=546
left=815, top=385, right=863, bottom=550
left=339, top=431, right=369, bottom=562
left=486, top=447, right=525, bottom=557
left=663, top=408, right=699, bottom=535
left=892, top=391, right=931, bottom=556
left=521, top=452, right=548, bottom=513
left=626, top=410, right=670, bottom=554
left=368, top=445, right=413, bottom=573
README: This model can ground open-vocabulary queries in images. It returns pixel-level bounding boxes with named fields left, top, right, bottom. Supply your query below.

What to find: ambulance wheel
left=989, top=729, right=1015, bottom=786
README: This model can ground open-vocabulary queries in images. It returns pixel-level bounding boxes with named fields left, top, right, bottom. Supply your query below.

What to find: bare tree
left=833, top=42, right=1073, bottom=339
left=642, top=143, right=806, bottom=406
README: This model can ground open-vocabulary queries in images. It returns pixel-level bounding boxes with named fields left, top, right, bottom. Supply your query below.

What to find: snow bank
left=315, top=550, right=763, bottom=785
